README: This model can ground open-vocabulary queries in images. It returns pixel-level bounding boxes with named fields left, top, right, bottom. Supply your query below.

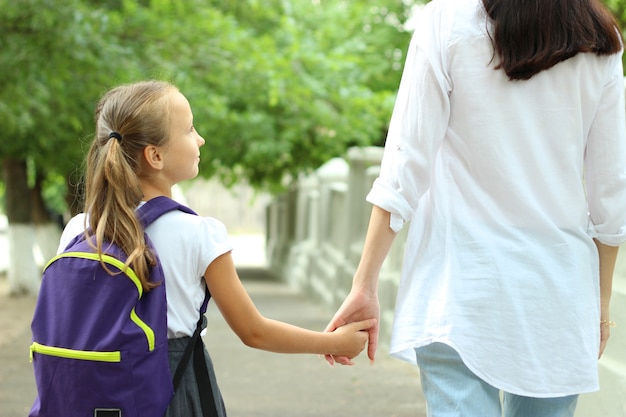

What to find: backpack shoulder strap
left=137, top=196, right=197, bottom=228
left=142, top=198, right=218, bottom=416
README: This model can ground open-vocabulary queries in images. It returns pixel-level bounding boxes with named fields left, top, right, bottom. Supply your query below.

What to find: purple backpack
left=29, top=197, right=198, bottom=417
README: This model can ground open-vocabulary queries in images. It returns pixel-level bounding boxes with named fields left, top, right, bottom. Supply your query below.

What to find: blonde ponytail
left=84, top=80, right=177, bottom=290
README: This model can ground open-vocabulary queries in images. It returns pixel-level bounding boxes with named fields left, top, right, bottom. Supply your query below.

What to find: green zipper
left=30, top=342, right=121, bottom=363
left=46, top=252, right=143, bottom=295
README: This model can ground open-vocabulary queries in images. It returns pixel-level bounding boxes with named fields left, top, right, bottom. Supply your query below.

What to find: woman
left=326, top=0, right=626, bottom=415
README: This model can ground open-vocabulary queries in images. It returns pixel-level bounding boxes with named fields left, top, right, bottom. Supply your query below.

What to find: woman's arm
left=204, top=252, right=374, bottom=360
left=595, top=239, right=619, bottom=358
left=324, top=205, right=397, bottom=365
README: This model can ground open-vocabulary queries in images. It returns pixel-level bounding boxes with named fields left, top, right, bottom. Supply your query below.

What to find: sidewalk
left=0, top=268, right=425, bottom=417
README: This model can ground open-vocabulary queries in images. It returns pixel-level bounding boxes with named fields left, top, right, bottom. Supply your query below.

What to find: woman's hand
left=328, top=318, right=377, bottom=360
left=594, top=240, right=618, bottom=359
left=599, top=305, right=615, bottom=359
left=324, top=287, right=380, bottom=366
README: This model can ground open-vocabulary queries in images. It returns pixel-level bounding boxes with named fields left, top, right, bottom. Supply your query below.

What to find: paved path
left=0, top=267, right=425, bottom=417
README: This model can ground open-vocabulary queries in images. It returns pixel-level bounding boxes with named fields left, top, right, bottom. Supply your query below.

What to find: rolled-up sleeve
left=366, top=8, right=451, bottom=232
left=585, top=53, right=626, bottom=246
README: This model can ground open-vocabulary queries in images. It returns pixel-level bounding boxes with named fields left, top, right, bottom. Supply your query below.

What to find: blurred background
left=0, top=0, right=422, bottom=293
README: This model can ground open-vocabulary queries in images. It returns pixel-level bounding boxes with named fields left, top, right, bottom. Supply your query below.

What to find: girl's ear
left=143, top=145, right=164, bottom=171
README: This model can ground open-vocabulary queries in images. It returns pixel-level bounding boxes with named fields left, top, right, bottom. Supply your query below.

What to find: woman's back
left=382, top=0, right=626, bottom=396
left=392, top=0, right=625, bottom=232
left=436, top=0, right=624, bottom=230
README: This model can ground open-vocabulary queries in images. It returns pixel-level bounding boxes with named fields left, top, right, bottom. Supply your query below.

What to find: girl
left=326, top=0, right=626, bottom=416
left=58, top=80, right=374, bottom=416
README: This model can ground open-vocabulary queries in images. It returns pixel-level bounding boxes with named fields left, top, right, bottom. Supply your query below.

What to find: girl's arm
left=204, top=252, right=374, bottom=360
left=595, top=239, right=619, bottom=358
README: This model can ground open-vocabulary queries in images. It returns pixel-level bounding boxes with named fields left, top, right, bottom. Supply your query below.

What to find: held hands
left=328, top=318, right=377, bottom=362
left=324, top=287, right=380, bottom=366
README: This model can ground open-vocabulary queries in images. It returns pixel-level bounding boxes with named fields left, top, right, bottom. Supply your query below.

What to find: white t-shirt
left=367, top=0, right=626, bottom=397
left=58, top=208, right=232, bottom=339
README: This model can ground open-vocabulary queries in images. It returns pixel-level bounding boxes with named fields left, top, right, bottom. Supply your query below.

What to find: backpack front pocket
left=30, top=348, right=138, bottom=417
left=30, top=342, right=121, bottom=362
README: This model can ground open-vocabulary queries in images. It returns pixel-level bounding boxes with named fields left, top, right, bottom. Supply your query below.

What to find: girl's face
left=160, top=91, right=205, bottom=185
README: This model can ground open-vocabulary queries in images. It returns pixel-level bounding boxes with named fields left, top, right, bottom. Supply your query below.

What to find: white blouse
left=367, top=0, right=626, bottom=396
left=59, top=208, right=232, bottom=339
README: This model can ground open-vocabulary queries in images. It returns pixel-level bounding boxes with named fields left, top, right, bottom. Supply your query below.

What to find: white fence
left=266, top=146, right=626, bottom=416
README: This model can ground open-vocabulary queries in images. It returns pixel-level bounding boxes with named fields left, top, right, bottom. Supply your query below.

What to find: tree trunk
left=31, top=171, right=52, bottom=225
left=3, top=158, right=31, bottom=223
left=2, top=158, right=40, bottom=296
left=32, top=172, right=62, bottom=267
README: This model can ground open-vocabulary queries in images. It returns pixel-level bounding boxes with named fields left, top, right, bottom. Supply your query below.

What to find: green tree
left=0, top=0, right=140, bottom=294
left=163, top=0, right=413, bottom=191
left=80, top=0, right=414, bottom=192
left=0, top=0, right=415, bottom=294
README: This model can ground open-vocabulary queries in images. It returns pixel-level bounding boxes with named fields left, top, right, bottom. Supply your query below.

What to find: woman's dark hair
left=482, top=0, right=622, bottom=80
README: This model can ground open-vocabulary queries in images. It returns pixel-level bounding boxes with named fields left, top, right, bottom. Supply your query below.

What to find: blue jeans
left=414, top=343, right=578, bottom=417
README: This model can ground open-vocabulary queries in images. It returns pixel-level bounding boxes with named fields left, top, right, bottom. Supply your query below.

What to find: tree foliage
left=123, top=0, right=413, bottom=191
left=0, top=0, right=414, bottom=216
left=0, top=0, right=143, bottom=217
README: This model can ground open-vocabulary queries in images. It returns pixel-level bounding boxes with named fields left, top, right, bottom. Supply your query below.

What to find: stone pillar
left=266, top=190, right=297, bottom=280
left=309, top=158, right=349, bottom=307
left=283, top=174, right=320, bottom=290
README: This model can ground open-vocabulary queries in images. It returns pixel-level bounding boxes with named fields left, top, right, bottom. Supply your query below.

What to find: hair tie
left=108, top=131, right=123, bottom=142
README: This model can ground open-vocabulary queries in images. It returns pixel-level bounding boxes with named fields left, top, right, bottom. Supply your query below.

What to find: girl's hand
left=324, top=288, right=380, bottom=366
left=329, top=318, right=377, bottom=361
